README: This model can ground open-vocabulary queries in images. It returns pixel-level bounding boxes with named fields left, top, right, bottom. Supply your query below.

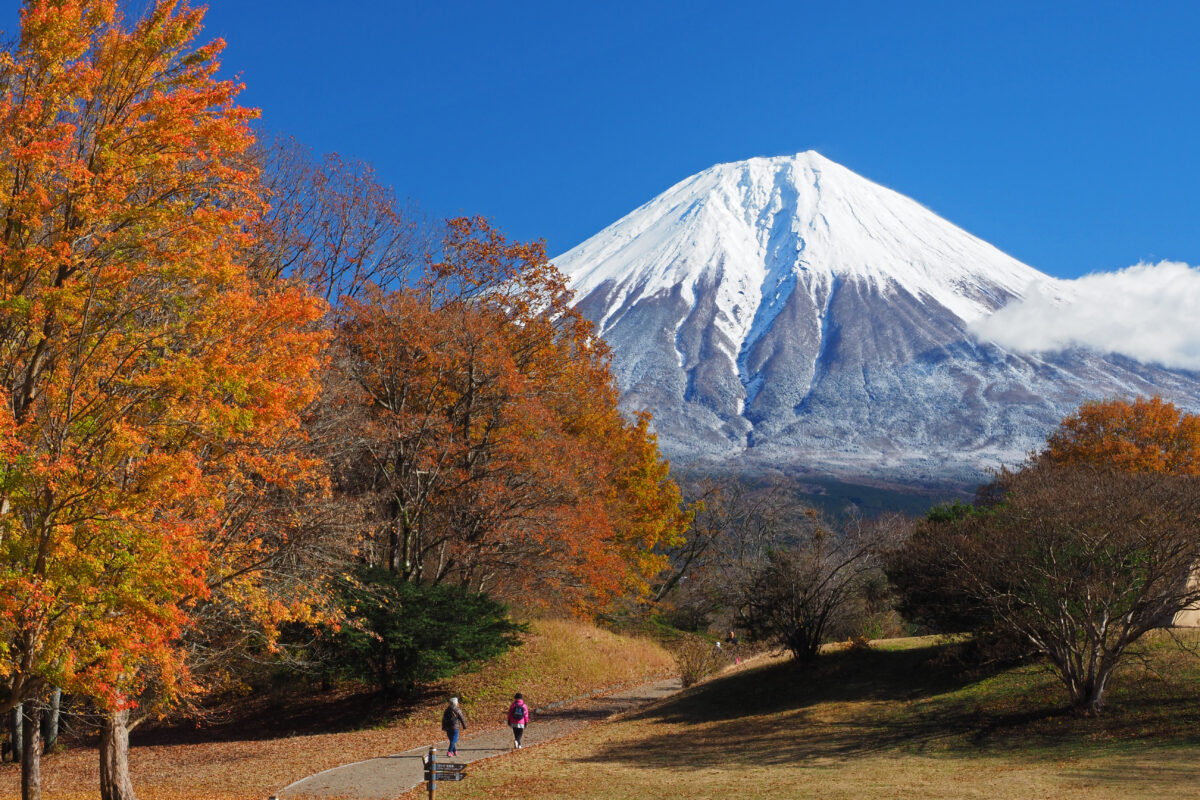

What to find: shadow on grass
left=639, top=643, right=976, bottom=724
left=581, top=642, right=1200, bottom=772
left=131, top=682, right=447, bottom=746
left=1067, top=747, right=1200, bottom=789
left=133, top=672, right=669, bottom=746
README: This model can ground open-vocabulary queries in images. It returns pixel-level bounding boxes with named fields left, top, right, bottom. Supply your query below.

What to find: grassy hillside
left=442, top=617, right=675, bottom=722
left=431, top=634, right=1200, bottom=800
left=0, top=617, right=674, bottom=800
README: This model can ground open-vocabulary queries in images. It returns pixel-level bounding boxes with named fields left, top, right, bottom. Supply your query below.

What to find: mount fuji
left=555, top=151, right=1200, bottom=483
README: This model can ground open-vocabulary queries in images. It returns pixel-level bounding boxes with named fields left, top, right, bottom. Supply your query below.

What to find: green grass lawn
left=426, top=633, right=1200, bottom=800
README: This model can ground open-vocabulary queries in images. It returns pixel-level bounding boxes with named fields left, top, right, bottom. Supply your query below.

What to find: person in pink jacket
left=507, top=693, right=530, bottom=749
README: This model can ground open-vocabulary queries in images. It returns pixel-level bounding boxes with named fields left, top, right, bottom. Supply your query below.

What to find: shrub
left=315, top=567, right=526, bottom=696
left=735, top=521, right=882, bottom=664
left=669, top=634, right=727, bottom=688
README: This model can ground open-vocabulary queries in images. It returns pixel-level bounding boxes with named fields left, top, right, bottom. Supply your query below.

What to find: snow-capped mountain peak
left=555, top=153, right=1200, bottom=481
left=562, top=152, right=1057, bottom=363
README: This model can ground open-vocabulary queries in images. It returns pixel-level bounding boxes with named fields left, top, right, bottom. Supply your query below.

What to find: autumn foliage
left=1043, top=395, right=1200, bottom=475
left=0, top=0, right=324, bottom=722
left=0, top=2, right=690, bottom=798
left=890, top=395, right=1200, bottom=716
left=331, top=216, right=689, bottom=612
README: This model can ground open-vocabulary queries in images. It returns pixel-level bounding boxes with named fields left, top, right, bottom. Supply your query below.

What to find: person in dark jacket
left=441, top=697, right=467, bottom=756
left=506, top=693, right=530, bottom=749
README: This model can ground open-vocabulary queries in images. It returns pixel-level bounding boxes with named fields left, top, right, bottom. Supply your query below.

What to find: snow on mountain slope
left=555, top=152, right=1200, bottom=482
left=569, top=151, right=1054, bottom=334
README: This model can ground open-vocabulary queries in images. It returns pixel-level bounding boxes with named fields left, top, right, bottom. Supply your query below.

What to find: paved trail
left=275, top=677, right=682, bottom=799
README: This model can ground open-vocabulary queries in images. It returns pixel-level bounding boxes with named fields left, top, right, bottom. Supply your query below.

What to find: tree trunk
left=99, top=709, right=137, bottom=800
left=1068, top=667, right=1112, bottom=716
left=387, top=523, right=400, bottom=572
left=400, top=507, right=414, bottom=579
left=20, top=702, right=41, bottom=800
left=9, top=704, right=22, bottom=763
left=40, top=689, right=60, bottom=751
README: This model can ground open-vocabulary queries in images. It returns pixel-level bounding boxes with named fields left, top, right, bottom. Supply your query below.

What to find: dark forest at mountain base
left=677, top=465, right=968, bottom=521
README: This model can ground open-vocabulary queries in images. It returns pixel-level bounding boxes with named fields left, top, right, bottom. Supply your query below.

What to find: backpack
left=509, top=702, right=526, bottom=725
left=442, top=706, right=457, bottom=730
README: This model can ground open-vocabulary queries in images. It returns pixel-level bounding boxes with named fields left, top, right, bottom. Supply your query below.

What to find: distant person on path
left=507, top=693, right=530, bottom=749
left=727, top=630, right=740, bottom=664
left=442, top=697, right=467, bottom=757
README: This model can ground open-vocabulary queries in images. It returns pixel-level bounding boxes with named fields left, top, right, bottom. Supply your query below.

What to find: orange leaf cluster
left=0, top=0, right=324, bottom=716
left=1044, top=395, right=1200, bottom=476
left=333, top=217, right=689, bottom=613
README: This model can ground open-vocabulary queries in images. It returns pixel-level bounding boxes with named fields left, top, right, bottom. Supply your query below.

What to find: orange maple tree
left=1044, top=395, right=1200, bottom=475
left=0, top=3, right=325, bottom=797
left=334, top=217, right=689, bottom=612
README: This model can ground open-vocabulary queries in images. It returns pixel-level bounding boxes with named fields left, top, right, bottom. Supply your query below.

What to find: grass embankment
left=445, top=617, right=675, bottom=722
left=432, top=633, right=1200, bottom=800
left=0, top=618, right=673, bottom=800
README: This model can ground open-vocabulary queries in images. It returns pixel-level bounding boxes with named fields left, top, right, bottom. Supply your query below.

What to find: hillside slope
left=442, top=635, right=1200, bottom=800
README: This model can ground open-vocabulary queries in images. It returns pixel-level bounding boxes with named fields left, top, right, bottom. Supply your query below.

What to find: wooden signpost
left=423, top=748, right=467, bottom=797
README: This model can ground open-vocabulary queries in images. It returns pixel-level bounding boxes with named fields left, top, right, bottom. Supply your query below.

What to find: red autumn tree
left=0, top=3, right=325, bottom=798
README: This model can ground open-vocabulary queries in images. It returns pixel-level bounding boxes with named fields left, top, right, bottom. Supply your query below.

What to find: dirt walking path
left=274, top=677, right=683, bottom=799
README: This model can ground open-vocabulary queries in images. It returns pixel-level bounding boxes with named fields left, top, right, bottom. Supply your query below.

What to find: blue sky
left=10, top=1, right=1200, bottom=279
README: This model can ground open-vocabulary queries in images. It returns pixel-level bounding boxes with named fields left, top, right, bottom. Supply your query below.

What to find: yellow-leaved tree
left=0, top=3, right=325, bottom=798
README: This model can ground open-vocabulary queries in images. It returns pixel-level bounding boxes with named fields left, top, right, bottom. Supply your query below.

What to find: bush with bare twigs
left=669, top=634, right=729, bottom=688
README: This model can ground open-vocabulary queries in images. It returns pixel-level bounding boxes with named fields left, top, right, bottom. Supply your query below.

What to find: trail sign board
left=425, top=771, right=466, bottom=781
left=423, top=751, right=467, bottom=796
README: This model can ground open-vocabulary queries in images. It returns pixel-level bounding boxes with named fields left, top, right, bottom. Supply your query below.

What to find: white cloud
left=969, top=261, right=1200, bottom=372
